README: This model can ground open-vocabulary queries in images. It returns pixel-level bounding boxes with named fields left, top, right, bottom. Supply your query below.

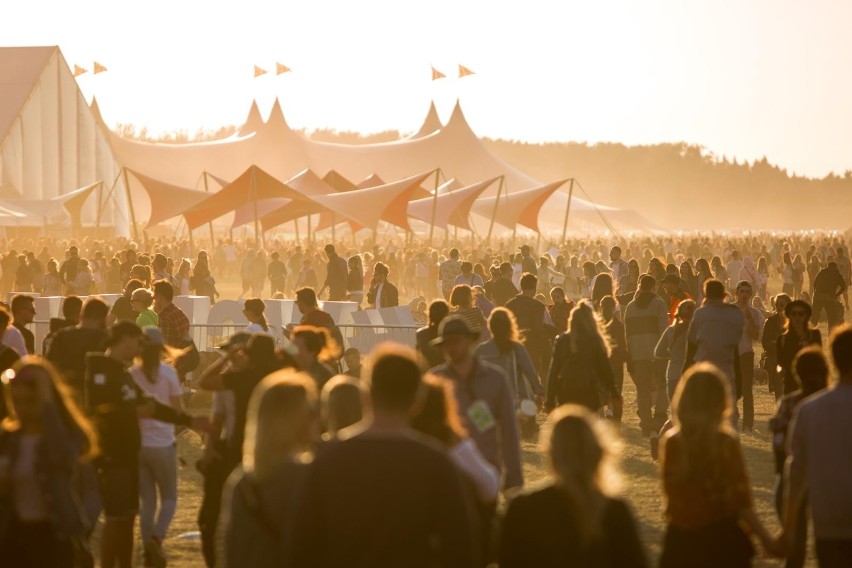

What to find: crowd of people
left=0, top=229, right=850, bottom=567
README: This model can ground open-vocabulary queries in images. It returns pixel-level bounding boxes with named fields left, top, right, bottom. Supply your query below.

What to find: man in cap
left=367, top=262, right=399, bottom=309
left=430, top=315, right=523, bottom=492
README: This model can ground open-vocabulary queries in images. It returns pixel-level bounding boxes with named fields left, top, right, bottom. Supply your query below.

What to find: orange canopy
left=128, top=170, right=209, bottom=228
left=184, top=165, right=310, bottom=230
left=472, top=180, right=568, bottom=233
left=408, top=176, right=499, bottom=231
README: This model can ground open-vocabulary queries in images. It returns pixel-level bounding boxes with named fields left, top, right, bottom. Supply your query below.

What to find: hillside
left=114, top=124, right=852, bottom=230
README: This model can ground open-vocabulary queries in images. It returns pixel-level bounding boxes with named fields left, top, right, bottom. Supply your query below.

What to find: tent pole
left=122, top=168, right=140, bottom=241
left=203, top=172, right=215, bottom=253
left=294, top=219, right=300, bottom=245
left=97, top=172, right=122, bottom=229
left=251, top=167, right=264, bottom=250
left=428, top=169, right=440, bottom=246
left=560, top=178, right=575, bottom=245
left=307, top=214, right=312, bottom=246
left=486, top=176, right=504, bottom=245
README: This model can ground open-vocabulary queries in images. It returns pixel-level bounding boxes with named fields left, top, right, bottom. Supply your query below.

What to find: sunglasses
left=790, top=311, right=807, bottom=317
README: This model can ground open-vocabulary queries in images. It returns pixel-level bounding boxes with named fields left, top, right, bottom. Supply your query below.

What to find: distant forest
left=114, top=124, right=852, bottom=231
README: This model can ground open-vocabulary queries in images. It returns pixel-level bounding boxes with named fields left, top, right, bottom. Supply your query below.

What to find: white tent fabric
left=408, top=177, right=499, bottom=230
left=0, top=47, right=128, bottom=233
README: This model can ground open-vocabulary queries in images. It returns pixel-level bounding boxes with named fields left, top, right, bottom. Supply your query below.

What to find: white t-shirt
left=3, top=326, right=27, bottom=357
left=737, top=305, right=766, bottom=355
left=245, top=322, right=266, bottom=333
left=131, top=363, right=182, bottom=447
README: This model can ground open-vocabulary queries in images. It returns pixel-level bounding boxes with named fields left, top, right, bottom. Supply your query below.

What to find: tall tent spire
left=237, top=100, right=264, bottom=136
left=409, top=100, right=443, bottom=139
left=265, top=97, right=290, bottom=131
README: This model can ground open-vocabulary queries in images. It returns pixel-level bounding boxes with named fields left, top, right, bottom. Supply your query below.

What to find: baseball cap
left=430, top=315, right=479, bottom=346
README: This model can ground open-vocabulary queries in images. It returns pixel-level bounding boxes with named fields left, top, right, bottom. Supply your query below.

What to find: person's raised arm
left=199, top=352, right=234, bottom=391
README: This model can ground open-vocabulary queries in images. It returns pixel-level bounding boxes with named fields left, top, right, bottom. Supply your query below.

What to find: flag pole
left=122, top=167, right=139, bottom=241
left=486, top=176, right=504, bottom=244
left=428, top=169, right=440, bottom=246
left=560, top=178, right=575, bottom=244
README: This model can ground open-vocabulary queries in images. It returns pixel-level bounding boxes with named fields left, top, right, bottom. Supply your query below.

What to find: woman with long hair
left=617, top=259, right=640, bottom=299
left=192, top=250, right=219, bottom=303
left=679, top=262, right=698, bottom=300
left=590, top=273, right=614, bottom=310
left=41, top=259, right=63, bottom=297
left=599, top=296, right=626, bottom=425
left=779, top=252, right=795, bottom=296
left=175, top=259, right=192, bottom=296
left=791, top=254, right=806, bottom=299
left=545, top=301, right=620, bottom=413
left=217, top=371, right=318, bottom=567
left=694, top=258, right=713, bottom=304
left=654, top=299, right=696, bottom=400
left=449, top=284, right=489, bottom=340
left=769, top=347, right=828, bottom=568
left=500, top=405, right=647, bottom=568
left=242, top=298, right=269, bottom=333
left=762, top=293, right=791, bottom=400
left=710, top=256, right=729, bottom=290
left=660, top=364, right=782, bottom=566
left=130, top=328, right=182, bottom=566
left=292, top=326, right=339, bottom=389
left=475, top=308, right=543, bottom=405
left=0, top=358, right=99, bottom=567
left=776, top=300, right=822, bottom=395
left=756, top=257, right=770, bottom=300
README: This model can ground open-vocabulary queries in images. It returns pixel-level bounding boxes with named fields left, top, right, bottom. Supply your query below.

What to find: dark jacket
left=777, top=329, right=822, bottom=394
left=416, top=325, right=444, bottom=368
left=492, top=278, right=518, bottom=307
left=324, top=254, right=349, bottom=301
left=367, top=281, right=399, bottom=308
left=546, top=332, right=618, bottom=411
left=505, top=294, right=548, bottom=347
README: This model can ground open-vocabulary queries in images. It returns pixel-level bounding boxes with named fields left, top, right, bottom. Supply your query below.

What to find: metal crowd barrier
left=30, top=320, right=420, bottom=356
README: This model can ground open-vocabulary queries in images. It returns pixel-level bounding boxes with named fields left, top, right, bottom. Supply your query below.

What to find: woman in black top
left=500, top=405, right=647, bottom=568
left=416, top=300, right=450, bottom=369
left=545, top=301, right=620, bottom=413
left=761, top=294, right=791, bottom=400
left=776, top=300, right=822, bottom=395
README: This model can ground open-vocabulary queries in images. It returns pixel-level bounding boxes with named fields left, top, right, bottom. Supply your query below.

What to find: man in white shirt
left=734, top=280, right=764, bottom=433
left=609, top=246, right=629, bottom=285
left=726, top=250, right=743, bottom=291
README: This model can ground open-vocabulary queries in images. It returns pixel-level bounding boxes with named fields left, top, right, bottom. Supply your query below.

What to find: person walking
left=319, top=244, right=348, bottom=301
left=545, top=301, right=621, bottom=414
left=762, top=294, right=791, bottom=400
left=440, top=249, right=463, bottom=300
left=768, top=347, right=828, bottom=568
left=776, top=300, right=822, bottom=395
left=732, top=281, right=765, bottom=433
left=784, top=325, right=852, bottom=567
left=366, top=262, right=399, bottom=308
left=500, top=405, right=647, bottom=568
left=660, top=364, right=783, bottom=567
left=811, top=261, right=846, bottom=329
left=655, top=299, right=696, bottom=401
left=267, top=252, right=287, bottom=297
left=624, top=275, right=669, bottom=435
left=416, top=300, right=450, bottom=369
left=217, top=371, right=318, bottom=568
left=131, top=328, right=183, bottom=567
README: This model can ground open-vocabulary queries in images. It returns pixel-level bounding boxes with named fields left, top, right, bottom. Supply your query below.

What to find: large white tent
left=0, top=46, right=128, bottom=233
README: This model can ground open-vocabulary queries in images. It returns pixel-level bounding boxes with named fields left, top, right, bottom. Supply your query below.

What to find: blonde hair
left=666, top=363, right=734, bottom=484
left=242, top=370, right=317, bottom=481
left=540, top=405, right=622, bottom=544
left=2, top=358, right=99, bottom=462
left=568, top=300, right=611, bottom=357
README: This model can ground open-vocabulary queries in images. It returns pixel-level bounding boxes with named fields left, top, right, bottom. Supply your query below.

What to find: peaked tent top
left=0, top=46, right=56, bottom=142
left=409, top=101, right=443, bottom=139
left=237, top=101, right=264, bottom=136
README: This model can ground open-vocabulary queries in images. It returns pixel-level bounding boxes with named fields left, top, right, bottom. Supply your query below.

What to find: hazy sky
left=6, top=0, right=852, bottom=178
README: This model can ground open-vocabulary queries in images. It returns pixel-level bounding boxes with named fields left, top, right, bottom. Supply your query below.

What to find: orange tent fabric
left=256, top=169, right=332, bottom=231
left=408, top=176, right=499, bottom=231
left=472, top=180, right=568, bottom=233
left=317, top=170, right=361, bottom=233
left=184, top=165, right=309, bottom=230
left=310, top=170, right=435, bottom=231
left=127, top=170, right=209, bottom=228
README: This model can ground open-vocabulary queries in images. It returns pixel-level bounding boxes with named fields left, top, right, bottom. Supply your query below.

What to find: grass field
left=124, top=367, right=809, bottom=568
left=118, top=276, right=812, bottom=566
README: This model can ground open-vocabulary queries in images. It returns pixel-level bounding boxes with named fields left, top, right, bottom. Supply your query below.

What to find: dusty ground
left=109, top=370, right=810, bottom=567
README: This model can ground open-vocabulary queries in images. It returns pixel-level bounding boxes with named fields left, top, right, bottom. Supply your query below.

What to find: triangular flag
left=74, top=65, right=88, bottom=77
left=458, top=64, right=475, bottom=78
left=93, top=61, right=108, bottom=74
left=254, top=65, right=268, bottom=78
left=276, top=62, right=291, bottom=75
left=431, top=66, right=446, bottom=81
